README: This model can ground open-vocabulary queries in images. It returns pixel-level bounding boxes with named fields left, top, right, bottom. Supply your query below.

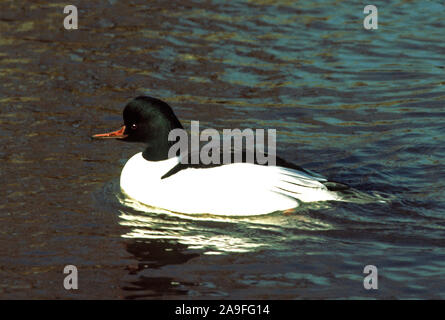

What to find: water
left=1, top=0, right=444, bottom=299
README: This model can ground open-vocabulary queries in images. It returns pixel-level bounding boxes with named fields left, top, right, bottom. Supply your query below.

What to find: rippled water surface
left=1, top=0, right=445, bottom=299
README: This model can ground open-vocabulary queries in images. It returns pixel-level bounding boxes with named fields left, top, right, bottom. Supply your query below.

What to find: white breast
left=119, top=152, right=339, bottom=216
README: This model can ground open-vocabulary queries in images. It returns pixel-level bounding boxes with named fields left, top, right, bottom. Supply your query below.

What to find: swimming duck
left=93, top=96, right=349, bottom=216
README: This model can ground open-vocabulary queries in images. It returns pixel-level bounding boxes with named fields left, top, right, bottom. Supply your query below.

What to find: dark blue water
left=1, top=0, right=444, bottom=299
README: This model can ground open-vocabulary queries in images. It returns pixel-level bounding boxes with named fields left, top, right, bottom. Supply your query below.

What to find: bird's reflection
left=122, top=238, right=199, bottom=299
left=117, top=196, right=272, bottom=254
left=114, top=190, right=337, bottom=298
left=124, top=239, right=200, bottom=270
left=116, top=197, right=270, bottom=299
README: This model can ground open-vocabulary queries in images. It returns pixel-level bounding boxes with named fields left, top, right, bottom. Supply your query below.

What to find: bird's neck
left=142, top=141, right=176, bottom=161
left=142, top=122, right=182, bottom=161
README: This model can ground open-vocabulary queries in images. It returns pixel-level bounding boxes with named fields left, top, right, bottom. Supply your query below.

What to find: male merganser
left=93, top=96, right=349, bottom=216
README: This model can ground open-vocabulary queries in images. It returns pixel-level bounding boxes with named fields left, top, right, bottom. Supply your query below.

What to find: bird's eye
left=131, top=124, right=137, bottom=130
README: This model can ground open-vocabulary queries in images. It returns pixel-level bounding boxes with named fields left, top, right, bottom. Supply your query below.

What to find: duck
left=92, top=96, right=349, bottom=216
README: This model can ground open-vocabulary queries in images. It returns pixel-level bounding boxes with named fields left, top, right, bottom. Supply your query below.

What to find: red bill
left=92, top=125, right=128, bottom=139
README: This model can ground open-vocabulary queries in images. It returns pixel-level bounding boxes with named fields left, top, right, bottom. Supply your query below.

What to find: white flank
left=120, top=153, right=341, bottom=216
